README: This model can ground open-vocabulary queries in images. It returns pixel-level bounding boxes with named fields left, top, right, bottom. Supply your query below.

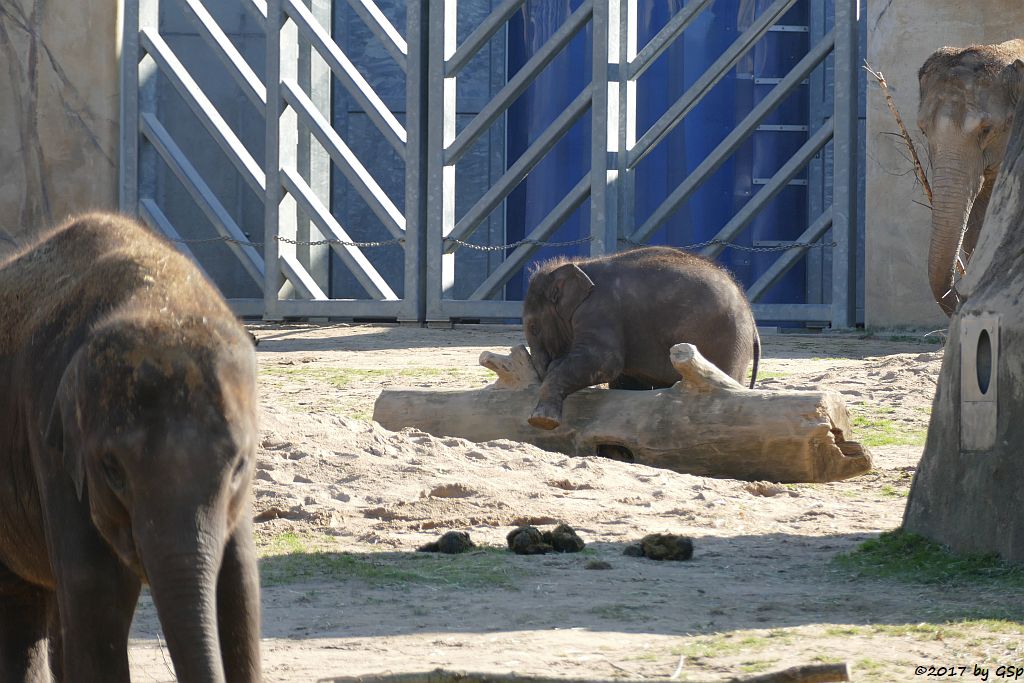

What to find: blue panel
left=506, top=0, right=813, bottom=310
left=504, top=0, right=592, bottom=300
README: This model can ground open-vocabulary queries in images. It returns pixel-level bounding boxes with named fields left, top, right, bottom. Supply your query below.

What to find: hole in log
left=596, top=444, right=635, bottom=463
left=976, top=328, right=992, bottom=395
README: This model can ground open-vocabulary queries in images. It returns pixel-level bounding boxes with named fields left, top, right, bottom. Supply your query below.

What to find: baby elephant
left=523, top=246, right=759, bottom=430
left=0, top=213, right=260, bottom=682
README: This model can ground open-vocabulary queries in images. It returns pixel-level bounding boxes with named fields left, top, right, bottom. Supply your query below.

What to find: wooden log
left=373, top=344, right=871, bottom=483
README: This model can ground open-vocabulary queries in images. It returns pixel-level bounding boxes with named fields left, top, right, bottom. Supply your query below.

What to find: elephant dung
left=373, top=343, right=872, bottom=484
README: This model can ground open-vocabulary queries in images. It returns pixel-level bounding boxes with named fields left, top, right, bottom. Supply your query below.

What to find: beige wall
left=0, top=0, right=120, bottom=255
left=866, top=1, right=1024, bottom=328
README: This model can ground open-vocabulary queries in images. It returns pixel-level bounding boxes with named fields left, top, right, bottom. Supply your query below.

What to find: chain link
left=166, top=235, right=404, bottom=249
left=443, top=236, right=596, bottom=252
left=165, top=233, right=835, bottom=253
left=448, top=235, right=837, bottom=253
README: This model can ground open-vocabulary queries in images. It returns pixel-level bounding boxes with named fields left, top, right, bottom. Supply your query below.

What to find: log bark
left=373, top=344, right=871, bottom=484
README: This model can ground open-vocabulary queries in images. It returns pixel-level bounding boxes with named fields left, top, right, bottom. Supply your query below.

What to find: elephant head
left=918, top=41, right=1024, bottom=315
left=47, top=314, right=257, bottom=682
left=522, top=261, right=595, bottom=377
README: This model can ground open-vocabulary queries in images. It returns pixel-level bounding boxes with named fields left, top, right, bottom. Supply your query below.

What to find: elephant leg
left=45, top=520, right=139, bottom=682
left=0, top=562, right=52, bottom=683
left=530, top=343, right=624, bottom=430
left=54, top=566, right=139, bottom=682
left=217, top=514, right=261, bottom=683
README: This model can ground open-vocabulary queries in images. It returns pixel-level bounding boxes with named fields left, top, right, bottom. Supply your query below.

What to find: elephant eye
left=231, top=457, right=247, bottom=483
left=101, top=453, right=127, bottom=493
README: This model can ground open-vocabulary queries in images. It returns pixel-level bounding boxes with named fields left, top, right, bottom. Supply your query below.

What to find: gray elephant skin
left=918, top=39, right=1024, bottom=315
left=0, top=213, right=260, bottom=682
left=523, top=246, right=760, bottom=430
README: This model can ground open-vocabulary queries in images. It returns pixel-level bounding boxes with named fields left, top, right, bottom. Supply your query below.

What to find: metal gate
left=120, top=0, right=860, bottom=327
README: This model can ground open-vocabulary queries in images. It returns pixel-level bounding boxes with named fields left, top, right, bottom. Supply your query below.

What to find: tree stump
left=373, top=343, right=871, bottom=484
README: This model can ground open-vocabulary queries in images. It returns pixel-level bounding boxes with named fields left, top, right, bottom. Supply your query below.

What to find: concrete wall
left=865, top=0, right=1024, bottom=328
left=0, top=0, right=120, bottom=255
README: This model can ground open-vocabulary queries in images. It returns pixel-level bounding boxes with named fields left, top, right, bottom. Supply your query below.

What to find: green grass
left=825, top=621, right=1024, bottom=641
left=675, top=631, right=794, bottom=660
left=749, top=370, right=790, bottom=381
left=260, top=365, right=492, bottom=389
left=833, top=530, right=1024, bottom=590
left=258, top=364, right=494, bottom=420
left=258, top=532, right=528, bottom=589
left=879, top=484, right=908, bottom=498
left=850, top=414, right=927, bottom=447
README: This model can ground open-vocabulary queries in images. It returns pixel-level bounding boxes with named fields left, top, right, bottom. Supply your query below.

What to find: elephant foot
left=528, top=402, right=562, bottom=430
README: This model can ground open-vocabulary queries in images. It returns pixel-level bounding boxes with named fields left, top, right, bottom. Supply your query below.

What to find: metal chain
left=618, top=237, right=839, bottom=252
left=448, top=235, right=837, bottom=253
left=443, top=236, right=596, bottom=252
left=165, top=235, right=404, bottom=249
left=164, top=233, right=834, bottom=253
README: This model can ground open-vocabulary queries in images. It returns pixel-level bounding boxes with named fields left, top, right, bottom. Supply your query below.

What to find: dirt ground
left=127, top=324, right=1023, bottom=682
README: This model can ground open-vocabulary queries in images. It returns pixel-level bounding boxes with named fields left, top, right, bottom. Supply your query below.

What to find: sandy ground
left=126, top=324, right=1023, bottom=682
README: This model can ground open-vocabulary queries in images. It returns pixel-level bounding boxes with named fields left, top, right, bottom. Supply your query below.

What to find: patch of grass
left=833, top=530, right=1024, bottom=590
left=879, top=484, right=908, bottom=498
left=750, top=370, right=790, bottom=381
left=739, top=660, right=774, bottom=674
left=258, top=532, right=527, bottom=589
left=824, top=621, right=1024, bottom=641
left=850, top=414, right=927, bottom=448
left=260, top=365, right=492, bottom=389
left=675, top=632, right=792, bottom=660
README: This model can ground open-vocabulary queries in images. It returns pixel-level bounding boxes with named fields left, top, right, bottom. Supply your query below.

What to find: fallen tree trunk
left=373, top=344, right=871, bottom=484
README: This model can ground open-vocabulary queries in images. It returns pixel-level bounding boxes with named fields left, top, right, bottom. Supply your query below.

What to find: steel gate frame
left=120, top=0, right=860, bottom=327
left=119, top=0, right=426, bottom=321
left=425, top=0, right=860, bottom=328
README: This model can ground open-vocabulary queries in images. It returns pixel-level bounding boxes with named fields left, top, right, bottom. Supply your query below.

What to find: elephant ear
left=548, top=263, right=595, bottom=321
left=1002, top=59, right=1024, bottom=104
left=46, top=355, right=86, bottom=501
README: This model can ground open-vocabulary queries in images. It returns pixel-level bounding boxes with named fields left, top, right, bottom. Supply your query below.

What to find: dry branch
left=864, top=60, right=933, bottom=205
left=320, top=662, right=851, bottom=683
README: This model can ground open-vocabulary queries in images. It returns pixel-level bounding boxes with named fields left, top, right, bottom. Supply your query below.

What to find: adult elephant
left=0, top=213, right=260, bottom=682
left=918, top=39, right=1024, bottom=315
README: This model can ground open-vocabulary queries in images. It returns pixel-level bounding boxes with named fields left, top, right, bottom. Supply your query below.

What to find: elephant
left=0, top=213, right=261, bottom=682
left=523, top=246, right=760, bottom=430
left=918, top=39, right=1024, bottom=315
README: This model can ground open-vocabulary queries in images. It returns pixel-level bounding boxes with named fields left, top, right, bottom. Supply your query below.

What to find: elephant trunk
left=928, top=153, right=985, bottom=316
left=141, top=512, right=227, bottom=683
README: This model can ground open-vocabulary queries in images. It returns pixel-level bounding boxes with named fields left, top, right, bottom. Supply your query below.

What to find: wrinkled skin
left=918, top=40, right=1024, bottom=315
left=523, top=246, right=760, bottom=430
left=0, top=213, right=261, bottom=682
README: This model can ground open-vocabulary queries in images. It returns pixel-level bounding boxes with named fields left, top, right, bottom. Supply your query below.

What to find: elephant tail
left=748, top=323, right=760, bottom=389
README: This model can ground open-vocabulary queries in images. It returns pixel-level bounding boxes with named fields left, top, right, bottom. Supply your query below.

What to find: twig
left=864, top=60, right=933, bottom=206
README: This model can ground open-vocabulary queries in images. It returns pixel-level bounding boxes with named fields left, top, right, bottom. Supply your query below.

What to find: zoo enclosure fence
left=119, top=0, right=861, bottom=326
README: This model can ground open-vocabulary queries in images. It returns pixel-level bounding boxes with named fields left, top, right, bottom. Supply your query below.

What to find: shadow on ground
left=191, top=531, right=1024, bottom=642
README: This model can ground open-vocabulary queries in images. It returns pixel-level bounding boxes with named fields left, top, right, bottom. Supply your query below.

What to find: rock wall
left=865, top=1, right=1024, bottom=328
left=0, top=0, right=120, bottom=255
